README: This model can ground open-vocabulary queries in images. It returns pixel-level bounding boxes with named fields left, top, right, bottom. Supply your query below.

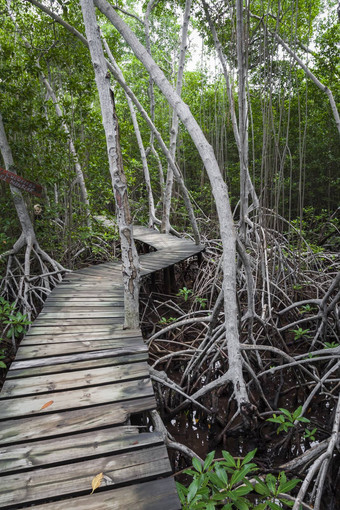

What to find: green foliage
left=0, top=297, right=31, bottom=369
left=177, top=287, right=193, bottom=302
left=267, top=406, right=310, bottom=434
left=159, top=316, right=177, bottom=324
left=290, top=327, right=310, bottom=341
left=3, top=310, right=31, bottom=339
left=299, top=304, right=316, bottom=314
left=303, top=428, right=317, bottom=442
left=195, top=297, right=208, bottom=309
left=176, top=449, right=300, bottom=509
left=324, top=341, right=339, bottom=349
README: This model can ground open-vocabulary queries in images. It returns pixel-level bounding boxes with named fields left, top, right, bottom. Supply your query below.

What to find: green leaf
left=265, top=473, right=277, bottom=494
left=222, top=451, right=237, bottom=468
left=254, top=481, right=271, bottom=496
left=292, top=406, right=303, bottom=420
left=0, top=361, right=7, bottom=368
left=232, top=484, right=253, bottom=496
left=279, top=478, right=301, bottom=493
left=183, top=469, right=197, bottom=477
left=215, top=465, right=228, bottom=485
left=234, top=498, right=250, bottom=510
left=241, top=448, right=257, bottom=466
left=211, top=492, right=228, bottom=501
left=297, top=416, right=310, bottom=423
left=205, top=503, right=216, bottom=510
left=192, top=457, right=203, bottom=473
left=175, top=482, right=187, bottom=504
left=209, top=472, right=226, bottom=489
left=253, top=504, right=267, bottom=510
left=230, top=465, right=254, bottom=487
left=279, top=408, right=293, bottom=419
left=204, top=450, right=215, bottom=471
left=187, top=479, right=200, bottom=503
left=268, top=502, right=282, bottom=510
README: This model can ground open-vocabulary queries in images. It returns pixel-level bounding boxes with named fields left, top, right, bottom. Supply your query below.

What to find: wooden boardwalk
left=0, top=225, right=204, bottom=509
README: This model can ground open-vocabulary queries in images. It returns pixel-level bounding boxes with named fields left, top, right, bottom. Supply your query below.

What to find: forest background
left=0, top=1, right=339, bottom=509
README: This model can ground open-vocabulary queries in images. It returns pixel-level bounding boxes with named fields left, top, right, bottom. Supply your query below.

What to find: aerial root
left=0, top=233, right=69, bottom=319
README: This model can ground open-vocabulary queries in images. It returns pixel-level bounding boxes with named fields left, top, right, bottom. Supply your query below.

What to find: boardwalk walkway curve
left=0, top=224, right=204, bottom=509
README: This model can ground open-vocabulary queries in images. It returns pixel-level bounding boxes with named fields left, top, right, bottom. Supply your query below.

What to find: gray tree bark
left=102, top=35, right=156, bottom=228
left=80, top=0, right=140, bottom=329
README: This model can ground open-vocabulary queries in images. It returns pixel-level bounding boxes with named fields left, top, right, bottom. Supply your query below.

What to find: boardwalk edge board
left=0, top=225, right=203, bottom=509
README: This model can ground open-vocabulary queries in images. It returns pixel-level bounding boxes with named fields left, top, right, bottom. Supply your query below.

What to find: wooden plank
left=0, top=396, right=156, bottom=444
left=37, top=309, right=125, bottom=318
left=7, top=352, right=147, bottom=378
left=26, top=324, right=129, bottom=336
left=1, top=361, right=149, bottom=397
left=39, top=306, right=124, bottom=320
left=9, top=346, right=148, bottom=371
left=29, top=478, right=180, bottom=510
left=43, top=301, right=124, bottom=307
left=0, top=377, right=154, bottom=420
left=0, top=426, right=163, bottom=473
left=32, top=317, right=123, bottom=326
left=23, top=328, right=140, bottom=343
left=54, top=284, right=123, bottom=291
left=0, top=445, right=172, bottom=508
left=15, top=336, right=144, bottom=359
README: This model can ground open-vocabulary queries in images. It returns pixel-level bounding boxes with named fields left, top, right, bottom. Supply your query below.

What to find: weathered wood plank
left=0, top=396, right=156, bottom=444
left=32, top=317, right=123, bottom=326
left=7, top=352, right=147, bottom=378
left=0, top=445, right=172, bottom=508
left=29, top=478, right=180, bottom=510
left=1, top=361, right=149, bottom=397
left=23, top=328, right=140, bottom=343
left=0, top=426, right=163, bottom=473
left=43, top=301, right=124, bottom=307
left=9, top=346, right=148, bottom=370
left=26, top=324, right=129, bottom=336
left=38, top=309, right=125, bottom=318
left=15, top=336, right=144, bottom=359
left=0, top=378, right=153, bottom=420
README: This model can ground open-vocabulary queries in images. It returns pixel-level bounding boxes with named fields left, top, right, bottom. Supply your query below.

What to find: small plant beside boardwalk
left=176, top=449, right=300, bottom=509
left=0, top=297, right=31, bottom=377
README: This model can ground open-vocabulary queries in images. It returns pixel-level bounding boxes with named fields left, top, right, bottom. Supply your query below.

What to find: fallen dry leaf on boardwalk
left=40, top=400, right=53, bottom=410
left=91, top=472, right=103, bottom=494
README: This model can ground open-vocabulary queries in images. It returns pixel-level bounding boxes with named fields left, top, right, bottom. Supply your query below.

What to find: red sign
left=0, top=167, right=42, bottom=197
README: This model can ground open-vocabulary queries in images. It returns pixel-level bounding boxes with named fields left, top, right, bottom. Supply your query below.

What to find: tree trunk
left=94, top=0, right=249, bottom=407
left=0, top=112, right=65, bottom=318
left=80, top=0, right=140, bottom=330
left=102, top=36, right=156, bottom=228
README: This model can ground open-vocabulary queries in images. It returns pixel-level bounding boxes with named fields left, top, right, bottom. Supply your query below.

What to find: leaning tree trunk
left=102, top=35, right=157, bottom=228
left=80, top=0, right=140, bottom=330
left=0, top=112, right=66, bottom=320
left=94, top=0, right=249, bottom=407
